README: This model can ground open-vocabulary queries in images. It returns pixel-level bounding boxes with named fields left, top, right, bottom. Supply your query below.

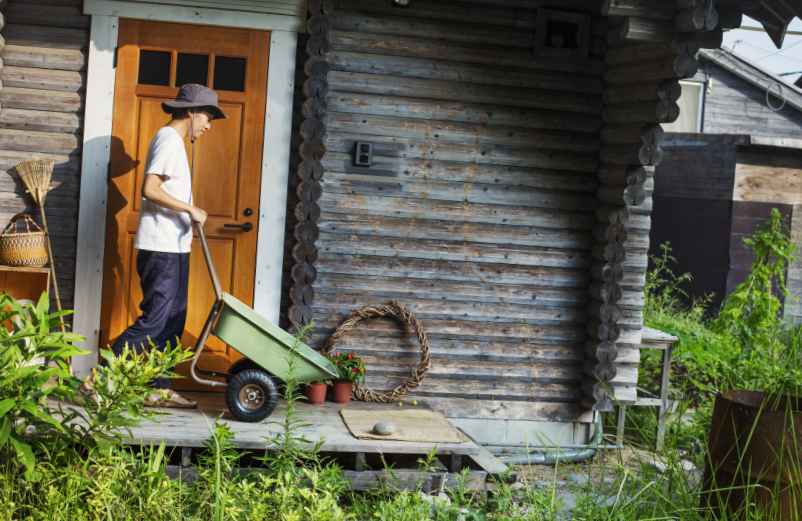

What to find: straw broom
left=15, top=159, right=66, bottom=333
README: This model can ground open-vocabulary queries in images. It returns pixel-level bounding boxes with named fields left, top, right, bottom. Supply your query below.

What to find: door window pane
left=214, top=56, right=247, bottom=92
left=138, top=50, right=171, bottom=86
left=176, top=53, right=209, bottom=87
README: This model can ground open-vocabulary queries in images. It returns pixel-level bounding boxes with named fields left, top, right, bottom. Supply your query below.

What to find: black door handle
left=223, top=222, right=253, bottom=232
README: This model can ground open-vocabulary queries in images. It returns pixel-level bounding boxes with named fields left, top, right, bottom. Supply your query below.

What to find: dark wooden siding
left=651, top=134, right=742, bottom=309
left=653, top=135, right=802, bottom=316
left=0, top=0, right=88, bottom=309
left=307, top=0, right=605, bottom=422
left=701, top=60, right=802, bottom=138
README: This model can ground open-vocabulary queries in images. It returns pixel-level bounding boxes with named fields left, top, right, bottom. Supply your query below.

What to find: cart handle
left=190, top=221, right=226, bottom=388
left=195, top=221, right=223, bottom=302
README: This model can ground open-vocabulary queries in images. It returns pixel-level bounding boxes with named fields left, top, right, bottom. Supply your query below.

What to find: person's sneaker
left=144, top=389, right=197, bottom=409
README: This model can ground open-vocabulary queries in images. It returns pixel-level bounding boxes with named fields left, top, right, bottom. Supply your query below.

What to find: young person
left=110, top=83, right=226, bottom=408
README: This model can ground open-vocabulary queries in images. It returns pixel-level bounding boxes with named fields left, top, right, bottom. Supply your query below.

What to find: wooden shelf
left=0, top=265, right=50, bottom=274
left=0, top=265, right=51, bottom=302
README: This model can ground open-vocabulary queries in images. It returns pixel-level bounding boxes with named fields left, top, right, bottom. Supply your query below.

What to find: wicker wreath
left=322, top=301, right=430, bottom=403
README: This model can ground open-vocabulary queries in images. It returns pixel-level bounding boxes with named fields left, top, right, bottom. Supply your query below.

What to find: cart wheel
left=226, top=369, right=279, bottom=422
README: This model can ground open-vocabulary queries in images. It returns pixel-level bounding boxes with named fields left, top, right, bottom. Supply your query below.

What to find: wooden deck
left=125, top=393, right=511, bottom=490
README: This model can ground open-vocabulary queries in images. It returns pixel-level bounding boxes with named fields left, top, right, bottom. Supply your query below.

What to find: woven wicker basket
left=0, top=213, right=48, bottom=267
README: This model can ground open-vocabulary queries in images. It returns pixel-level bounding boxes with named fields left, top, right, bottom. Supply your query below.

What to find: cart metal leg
left=190, top=300, right=226, bottom=388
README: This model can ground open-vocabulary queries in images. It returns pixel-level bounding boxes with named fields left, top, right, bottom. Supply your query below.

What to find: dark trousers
left=111, top=250, right=190, bottom=389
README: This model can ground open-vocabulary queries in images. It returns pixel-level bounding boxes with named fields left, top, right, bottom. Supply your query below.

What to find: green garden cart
left=190, top=223, right=338, bottom=422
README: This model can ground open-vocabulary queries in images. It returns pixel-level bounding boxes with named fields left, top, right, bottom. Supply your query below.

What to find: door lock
left=224, top=222, right=253, bottom=232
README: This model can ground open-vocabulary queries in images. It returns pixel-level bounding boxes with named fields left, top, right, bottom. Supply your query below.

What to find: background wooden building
left=652, top=49, right=802, bottom=320
left=0, top=0, right=799, bottom=446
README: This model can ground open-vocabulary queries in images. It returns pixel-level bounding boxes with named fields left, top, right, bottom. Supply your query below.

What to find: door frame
left=72, top=1, right=303, bottom=378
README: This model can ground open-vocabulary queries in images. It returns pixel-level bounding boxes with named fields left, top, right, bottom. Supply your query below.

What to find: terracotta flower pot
left=304, top=382, right=327, bottom=405
left=332, top=381, right=353, bottom=404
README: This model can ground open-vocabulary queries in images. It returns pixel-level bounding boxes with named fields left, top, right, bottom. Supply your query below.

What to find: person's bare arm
left=142, top=174, right=207, bottom=224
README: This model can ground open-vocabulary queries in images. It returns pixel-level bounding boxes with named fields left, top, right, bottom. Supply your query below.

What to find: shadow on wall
left=1, top=136, right=137, bottom=313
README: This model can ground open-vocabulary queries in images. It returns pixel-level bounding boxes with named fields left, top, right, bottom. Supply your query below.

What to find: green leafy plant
left=0, top=293, right=83, bottom=480
left=327, top=351, right=366, bottom=383
left=714, top=209, right=793, bottom=352
left=0, top=291, right=193, bottom=481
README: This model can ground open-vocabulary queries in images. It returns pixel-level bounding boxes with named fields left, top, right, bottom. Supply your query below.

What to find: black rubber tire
left=225, top=369, right=279, bottom=422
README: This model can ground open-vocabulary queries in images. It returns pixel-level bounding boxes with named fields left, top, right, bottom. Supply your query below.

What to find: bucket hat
left=162, top=83, right=226, bottom=120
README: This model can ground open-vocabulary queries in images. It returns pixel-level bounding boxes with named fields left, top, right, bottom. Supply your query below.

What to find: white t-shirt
left=134, top=126, right=194, bottom=253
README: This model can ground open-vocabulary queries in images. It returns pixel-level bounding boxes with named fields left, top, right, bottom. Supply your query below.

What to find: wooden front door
left=101, top=19, right=269, bottom=381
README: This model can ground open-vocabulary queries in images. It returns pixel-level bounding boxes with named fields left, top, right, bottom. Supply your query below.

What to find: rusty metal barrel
left=703, top=391, right=802, bottom=521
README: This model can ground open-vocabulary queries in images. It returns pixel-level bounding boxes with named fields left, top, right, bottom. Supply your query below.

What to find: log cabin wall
left=0, top=0, right=89, bottom=310
left=595, top=0, right=726, bottom=407
left=293, top=0, right=608, bottom=424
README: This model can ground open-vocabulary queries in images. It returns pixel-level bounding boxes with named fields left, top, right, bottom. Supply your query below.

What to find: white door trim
left=73, top=4, right=298, bottom=378
left=84, top=0, right=304, bottom=32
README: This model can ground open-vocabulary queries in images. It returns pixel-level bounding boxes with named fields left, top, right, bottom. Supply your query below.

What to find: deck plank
left=124, top=394, right=481, bottom=456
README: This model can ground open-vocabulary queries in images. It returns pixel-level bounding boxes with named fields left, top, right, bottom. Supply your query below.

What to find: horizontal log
left=588, top=301, right=623, bottom=323
left=602, top=0, right=674, bottom=19
left=358, top=359, right=582, bottom=386
left=601, top=123, right=664, bottom=146
left=3, top=44, right=86, bottom=71
left=605, top=55, right=698, bottom=84
left=319, top=211, right=594, bottom=249
left=603, top=99, right=679, bottom=124
left=600, top=142, right=664, bottom=166
left=0, top=87, right=83, bottom=112
left=2, top=65, right=84, bottom=92
left=613, top=17, right=674, bottom=44
left=591, top=242, right=626, bottom=263
left=6, top=4, right=89, bottom=30
left=0, top=107, right=81, bottom=133
left=597, top=165, right=653, bottom=187
left=595, top=204, right=629, bottom=225
left=314, top=271, right=589, bottom=307
left=321, top=152, right=598, bottom=192
left=328, top=71, right=602, bottom=114
left=586, top=320, right=621, bottom=342
left=331, top=12, right=534, bottom=49
left=327, top=92, right=602, bottom=133
left=316, top=253, right=590, bottom=289
left=324, top=133, right=600, bottom=172
left=4, top=24, right=87, bottom=50
left=313, top=298, right=586, bottom=327
left=325, top=112, right=601, bottom=153
left=316, top=232, right=592, bottom=269
left=330, top=31, right=606, bottom=81
left=605, top=43, right=673, bottom=67
left=336, top=0, right=539, bottom=30
left=311, top=314, right=588, bottom=343
left=0, top=128, right=79, bottom=154
left=0, top=149, right=78, bottom=174
left=310, top=331, right=586, bottom=361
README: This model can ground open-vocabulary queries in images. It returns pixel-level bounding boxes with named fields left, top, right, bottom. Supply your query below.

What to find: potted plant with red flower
left=327, top=351, right=366, bottom=404
left=304, top=379, right=329, bottom=405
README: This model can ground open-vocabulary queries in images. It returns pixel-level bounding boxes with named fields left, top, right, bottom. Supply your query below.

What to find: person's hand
left=189, top=206, right=208, bottom=225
